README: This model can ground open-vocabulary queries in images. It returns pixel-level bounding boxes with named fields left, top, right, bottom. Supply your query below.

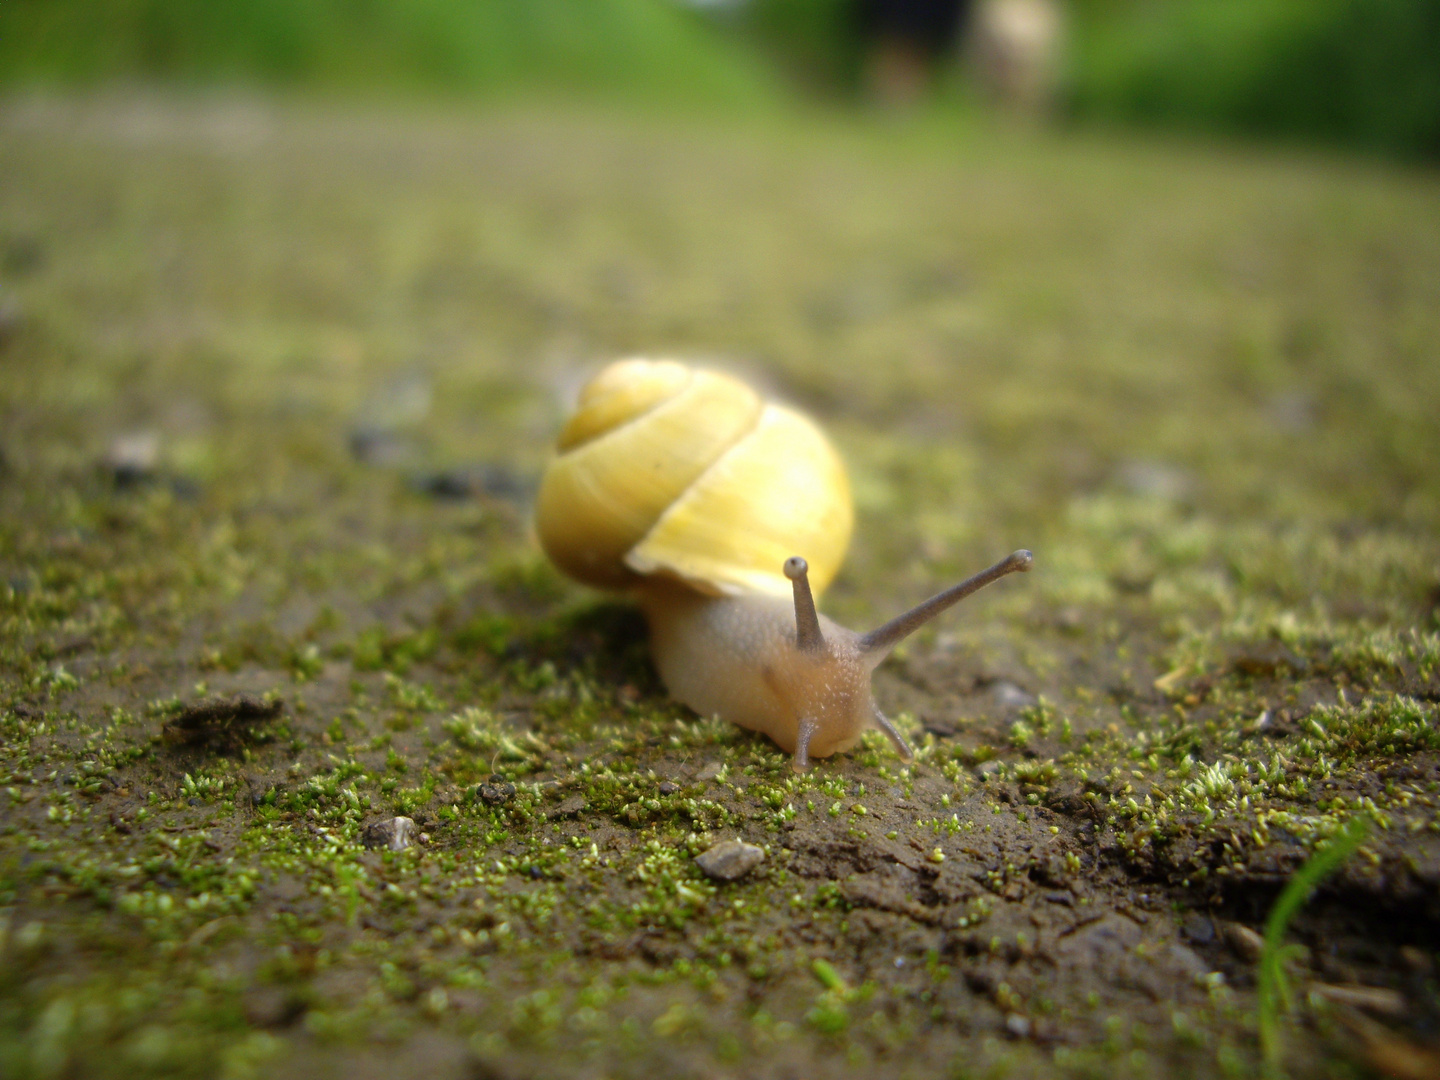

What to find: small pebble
left=1117, top=459, right=1192, bottom=501
left=348, top=427, right=416, bottom=467
left=409, top=463, right=530, bottom=502
left=1181, top=912, right=1216, bottom=945
left=993, top=681, right=1035, bottom=709
left=549, top=794, right=587, bottom=818
left=695, top=762, right=724, bottom=783
left=658, top=781, right=679, bottom=795
left=361, top=816, right=417, bottom=852
left=104, top=431, right=160, bottom=486
left=410, top=469, right=475, bottom=500
left=695, top=839, right=764, bottom=882
left=1221, top=921, right=1264, bottom=963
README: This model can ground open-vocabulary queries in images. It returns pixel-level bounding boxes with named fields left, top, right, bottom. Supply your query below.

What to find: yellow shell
left=536, top=359, right=852, bottom=598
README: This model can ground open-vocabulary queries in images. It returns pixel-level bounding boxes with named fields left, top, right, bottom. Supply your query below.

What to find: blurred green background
left=2, top=0, right=1438, bottom=158
left=1064, top=0, right=1440, bottom=159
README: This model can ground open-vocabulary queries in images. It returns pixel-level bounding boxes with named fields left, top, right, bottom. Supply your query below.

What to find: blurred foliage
left=2, top=0, right=1438, bottom=161
left=0, top=0, right=776, bottom=106
left=1067, top=0, right=1440, bottom=160
left=737, top=0, right=866, bottom=93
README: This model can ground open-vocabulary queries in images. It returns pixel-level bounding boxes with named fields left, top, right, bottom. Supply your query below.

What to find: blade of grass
left=1257, top=816, right=1370, bottom=1079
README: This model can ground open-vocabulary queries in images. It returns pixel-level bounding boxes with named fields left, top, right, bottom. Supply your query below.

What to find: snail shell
left=535, top=358, right=852, bottom=598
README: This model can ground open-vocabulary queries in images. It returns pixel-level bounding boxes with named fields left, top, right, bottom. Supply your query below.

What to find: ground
left=0, top=94, right=1438, bottom=1080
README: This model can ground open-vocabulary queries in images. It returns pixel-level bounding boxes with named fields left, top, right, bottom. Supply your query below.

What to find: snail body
left=536, top=359, right=1032, bottom=771
left=639, top=576, right=875, bottom=765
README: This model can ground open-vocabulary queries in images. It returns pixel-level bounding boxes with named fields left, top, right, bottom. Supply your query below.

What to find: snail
left=535, top=358, right=1033, bottom=772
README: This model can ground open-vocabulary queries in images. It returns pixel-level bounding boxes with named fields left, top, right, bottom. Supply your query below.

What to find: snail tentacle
left=858, top=550, right=1034, bottom=660
left=872, top=705, right=915, bottom=762
left=784, top=556, right=825, bottom=653
left=792, top=716, right=819, bottom=773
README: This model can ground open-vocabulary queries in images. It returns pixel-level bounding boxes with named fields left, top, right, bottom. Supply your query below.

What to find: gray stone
left=362, top=816, right=417, bottom=851
left=695, top=839, right=765, bottom=882
left=549, top=795, right=587, bottom=819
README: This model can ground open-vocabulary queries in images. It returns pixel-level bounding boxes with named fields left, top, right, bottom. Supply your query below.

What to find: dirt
left=1, top=94, right=1439, bottom=1079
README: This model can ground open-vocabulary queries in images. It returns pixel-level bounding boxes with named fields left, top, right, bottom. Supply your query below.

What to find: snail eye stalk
left=784, top=556, right=826, bottom=653
left=859, top=550, right=1033, bottom=659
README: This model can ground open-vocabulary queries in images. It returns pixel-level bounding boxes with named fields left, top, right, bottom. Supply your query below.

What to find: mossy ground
left=1, top=94, right=1438, bottom=1080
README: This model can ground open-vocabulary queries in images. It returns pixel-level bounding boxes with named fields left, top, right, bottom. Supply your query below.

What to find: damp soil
left=1, top=95, right=1439, bottom=1079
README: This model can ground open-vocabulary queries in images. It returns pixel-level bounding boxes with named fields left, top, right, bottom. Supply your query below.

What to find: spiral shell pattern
left=536, top=359, right=852, bottom=598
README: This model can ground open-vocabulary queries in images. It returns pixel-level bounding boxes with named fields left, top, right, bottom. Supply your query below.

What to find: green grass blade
left=1257, top=816, right=1370, bottom=1078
